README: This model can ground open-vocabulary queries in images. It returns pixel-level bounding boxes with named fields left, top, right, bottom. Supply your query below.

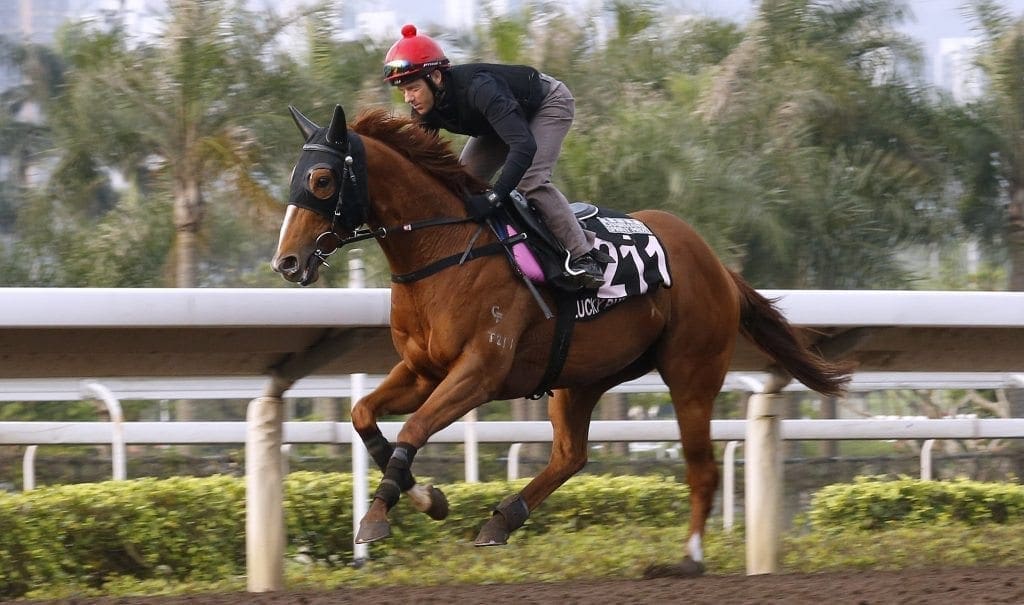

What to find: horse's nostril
left=276, top=255, right=299, bottom=275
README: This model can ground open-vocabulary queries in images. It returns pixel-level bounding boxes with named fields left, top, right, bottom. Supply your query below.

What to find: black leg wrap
left=362, top=430, right=393, bottom=472
left=382, top=442, right=417, bottom=493
left=374, top=478, right=402, bottom=510
left=494, top=493, right=530, bottom=532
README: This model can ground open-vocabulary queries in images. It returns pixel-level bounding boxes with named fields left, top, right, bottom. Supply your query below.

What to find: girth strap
left=528, top=290, right=576, bottom=400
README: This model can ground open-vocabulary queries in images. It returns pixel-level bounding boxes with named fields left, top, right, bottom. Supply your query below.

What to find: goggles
left=383, top=59, right=448, bottom=83
left=384, top=59, right=416, bottom=81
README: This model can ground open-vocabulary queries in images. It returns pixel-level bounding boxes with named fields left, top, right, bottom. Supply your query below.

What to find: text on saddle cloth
left=574, top=214, right=672, bottom=321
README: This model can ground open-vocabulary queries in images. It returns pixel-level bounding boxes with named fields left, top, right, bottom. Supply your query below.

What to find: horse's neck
left=363, top=138, right=484, bottom=273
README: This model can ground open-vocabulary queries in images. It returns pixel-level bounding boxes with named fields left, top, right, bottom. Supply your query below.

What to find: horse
left=272, top=104, right=852, bottom=576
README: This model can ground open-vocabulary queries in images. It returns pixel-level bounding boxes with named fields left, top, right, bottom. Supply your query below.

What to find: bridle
left=296, top=133, right=481, bottom=274
left=297, top=137, right=382, bottom=268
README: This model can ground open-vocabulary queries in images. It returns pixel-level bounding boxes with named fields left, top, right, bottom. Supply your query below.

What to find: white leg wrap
left=687, top=532, right=704, bottom=562
left=406, top=483, right=433, bottom=512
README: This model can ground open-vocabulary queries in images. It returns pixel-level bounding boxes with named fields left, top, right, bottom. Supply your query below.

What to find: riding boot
left=568, top=250, right=608, bottom=289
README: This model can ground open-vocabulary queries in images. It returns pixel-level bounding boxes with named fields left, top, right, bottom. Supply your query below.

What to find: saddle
left=492, top=191, right=599, bottom=292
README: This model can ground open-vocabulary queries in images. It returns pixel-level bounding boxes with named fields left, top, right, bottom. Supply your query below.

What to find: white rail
left=6, top=417, right=1024, bottom=446
left=2, top=372, right=1022, bottom=401
left=9, top=418, right=1021, bottom=537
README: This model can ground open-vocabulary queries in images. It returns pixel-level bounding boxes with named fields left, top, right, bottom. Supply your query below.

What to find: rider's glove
left=464, top=189, right=504, bottom=221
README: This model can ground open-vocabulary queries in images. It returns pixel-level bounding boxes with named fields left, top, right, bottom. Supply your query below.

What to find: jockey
left=383, top=24, right=607, bottom=289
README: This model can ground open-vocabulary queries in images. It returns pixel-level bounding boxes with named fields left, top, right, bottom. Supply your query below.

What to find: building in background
left=936, top=37, right=985, bottom=104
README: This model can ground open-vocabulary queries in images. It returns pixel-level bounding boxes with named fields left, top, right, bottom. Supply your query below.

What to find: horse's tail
left=731, top=270, right=854, bottom=396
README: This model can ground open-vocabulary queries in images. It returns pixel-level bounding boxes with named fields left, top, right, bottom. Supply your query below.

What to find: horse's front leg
left=351, top=363, right=448, bottom=544
left=476, top=386, right=603, bottom=546
left=356, top=362, right=496, bottom=544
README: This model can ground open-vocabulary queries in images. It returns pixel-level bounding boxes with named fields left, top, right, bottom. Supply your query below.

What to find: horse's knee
left=351, top=401, right=375, bottom=433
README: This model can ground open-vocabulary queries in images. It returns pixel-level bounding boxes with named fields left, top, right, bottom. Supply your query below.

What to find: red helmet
left=383, top=24, right=450, bottom=86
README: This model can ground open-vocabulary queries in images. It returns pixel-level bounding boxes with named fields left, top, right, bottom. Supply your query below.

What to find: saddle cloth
left=503, top=206, right=672, bottom=321
left=574, top=211, right=672, bottom=320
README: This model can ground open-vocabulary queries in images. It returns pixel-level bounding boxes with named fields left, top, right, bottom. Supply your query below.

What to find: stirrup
left=567, top=254, right=605, bottom=289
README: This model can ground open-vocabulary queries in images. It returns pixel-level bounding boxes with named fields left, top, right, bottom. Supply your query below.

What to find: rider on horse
left=383, top=24, right=608, bottom=289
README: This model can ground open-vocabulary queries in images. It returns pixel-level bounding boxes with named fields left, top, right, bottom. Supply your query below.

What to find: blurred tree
left=557, top=3, right=750, bottom=259
left=696, top=0, right=953, bottom=287
left=0, top=38, right=61, bottom=192
left=273, top=4, right=394, bottom=288
left=951, top=1, right=1024, bottom=469
left=952, top=0, right=1024, bottom=290
left=48, top=0, right=291, bottom=288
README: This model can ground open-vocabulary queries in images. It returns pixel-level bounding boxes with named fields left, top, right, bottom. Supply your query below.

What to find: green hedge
left=5, top=474, right=1024, bottom=597
left=285, top=472, right=689, bottom=561
left=0, top=476, right=246, bottom=598
left=0, top=473, right=689, bottom=598
left=809, top=476, right=1024, bottom=531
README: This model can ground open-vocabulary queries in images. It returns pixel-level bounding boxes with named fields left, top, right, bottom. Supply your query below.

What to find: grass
left=17, top=521, right=1024, bottom=600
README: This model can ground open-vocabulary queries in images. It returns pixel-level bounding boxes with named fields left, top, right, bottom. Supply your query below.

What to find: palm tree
left=0, top=38, right=62, bottom=225
left=958, top=0, right=1024, bottom=291
left=694, top=0, right=950, bottom=287
left=51, top=0, right=289, bottom=287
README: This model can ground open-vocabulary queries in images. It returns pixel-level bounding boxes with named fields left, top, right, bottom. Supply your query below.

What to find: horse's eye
left=307, top=167, right=337, bottom=199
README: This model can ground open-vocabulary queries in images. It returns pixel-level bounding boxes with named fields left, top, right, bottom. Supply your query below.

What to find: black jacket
left=415, top=63, right=547, bottom=199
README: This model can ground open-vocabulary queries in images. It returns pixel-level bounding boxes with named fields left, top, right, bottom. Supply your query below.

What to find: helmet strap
left=424, top=70, right=443, bottom=97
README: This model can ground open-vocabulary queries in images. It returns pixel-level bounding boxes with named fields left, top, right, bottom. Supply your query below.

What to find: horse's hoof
left=642, top=556, right=706, bottom=579
left=424, top=485, right=449, bottom=521
left=473, top=514, right=510, bottom=547
left=355, top=519, right=391, bottom=544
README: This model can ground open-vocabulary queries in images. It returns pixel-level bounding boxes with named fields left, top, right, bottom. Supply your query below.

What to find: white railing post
left=23, top=445, right=37, bottom=491
left=920, top=439, right=935, bottom=480
left=722, top=440, right=741, bottom=532
left=743, top=371, right=788, bottom=576
left=507, top=443, right=522, bottom=481
left=464, top=408, right=479, bottom=483
left=745, top=392, right=783, bottom=574
left=351, top=372, right=369, bottom=565
left=80, top=381, right=126, bottom=481
left=348, top=251, right=370, bottom=565
left=280, top=444, right=291, bottom=478
left=246, top=394, right=285, bottom=592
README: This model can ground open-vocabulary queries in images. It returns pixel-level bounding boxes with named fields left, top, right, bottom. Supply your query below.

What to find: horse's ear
left=289, top=106, right=319, bottom=141
left=325, top=104, right=348, bottom=148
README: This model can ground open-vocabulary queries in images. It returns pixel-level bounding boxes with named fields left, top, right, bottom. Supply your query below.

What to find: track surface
left=12, top=566, right=1024, bottom=604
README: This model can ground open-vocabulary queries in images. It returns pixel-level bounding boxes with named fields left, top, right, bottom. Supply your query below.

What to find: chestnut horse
left=272, top=104, right=850, bottom=576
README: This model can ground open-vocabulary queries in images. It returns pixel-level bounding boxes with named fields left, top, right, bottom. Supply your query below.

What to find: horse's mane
left=352, top=108, right=488, bottom=198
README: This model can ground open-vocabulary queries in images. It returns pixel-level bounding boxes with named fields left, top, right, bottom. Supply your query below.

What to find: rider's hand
left=464, top=190, right=504, bottom=221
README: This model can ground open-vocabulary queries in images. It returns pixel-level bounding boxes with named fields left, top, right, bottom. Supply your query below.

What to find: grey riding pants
left=459, top=74, right=595, bottom=259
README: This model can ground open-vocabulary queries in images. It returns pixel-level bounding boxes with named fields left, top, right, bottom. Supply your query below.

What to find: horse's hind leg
left=475, top=386, right=603, bottom=546
left=646, top=352, right=732, bottom=578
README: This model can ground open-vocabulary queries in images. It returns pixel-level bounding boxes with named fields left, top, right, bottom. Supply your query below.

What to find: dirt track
left=12, top=566, right=1024, bottom=604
